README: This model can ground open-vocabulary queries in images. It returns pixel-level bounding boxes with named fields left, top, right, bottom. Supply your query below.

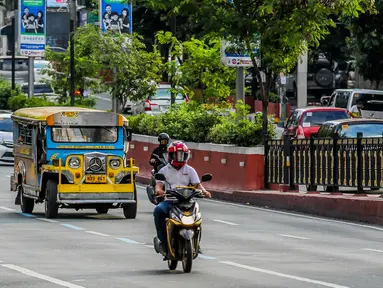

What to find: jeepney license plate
left=86, top=175, right=107, bottom=183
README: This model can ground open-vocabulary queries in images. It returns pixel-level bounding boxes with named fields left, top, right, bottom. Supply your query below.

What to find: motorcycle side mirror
left=201, top=173, right=212, bottom=182
left=155, top=173, right=166, bottom=181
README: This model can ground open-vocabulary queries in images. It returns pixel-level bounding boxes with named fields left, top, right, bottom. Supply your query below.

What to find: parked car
left=21, top=82, right=59, bottom=102
left=124, top=84, right=189, bottom=115
left=328, top=89, right=383, bottom=119
left=316, top=118, right=383, bottom=139
left=0, top=113, right=14, bottom=164
left=282, top=107, right=349, bottom=139
left=0, top=56, right=29, bottom=84
left=286, top=55, right=335, bottom=99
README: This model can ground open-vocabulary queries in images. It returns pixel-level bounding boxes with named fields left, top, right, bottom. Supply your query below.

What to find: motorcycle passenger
left=153, top=141, right=211, bottom=255
left=149, top=133, right=170, bottom=173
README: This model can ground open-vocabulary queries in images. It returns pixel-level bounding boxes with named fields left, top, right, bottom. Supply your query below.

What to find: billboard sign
left=46, top=0, right=67, bottom=8
left=99, top=0, right=132, bottom=34
left=221, top=38, right=261, bottom=68
left=19, top=0, right=46, bottom=57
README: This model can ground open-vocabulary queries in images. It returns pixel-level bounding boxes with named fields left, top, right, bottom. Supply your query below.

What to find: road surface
left=1, top=165, right=383, bottom=287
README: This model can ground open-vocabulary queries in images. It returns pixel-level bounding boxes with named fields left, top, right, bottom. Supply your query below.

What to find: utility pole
left=69, top=0, right=76, bottom=106
left=170, top=15, right=176, bottom=105
left=11, top=16, right=15, bottom=90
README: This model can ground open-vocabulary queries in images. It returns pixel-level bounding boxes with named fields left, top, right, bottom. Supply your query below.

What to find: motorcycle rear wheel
left=182, top=239, right=193, bottom=273
left=168, top=260, right=178, bottom=270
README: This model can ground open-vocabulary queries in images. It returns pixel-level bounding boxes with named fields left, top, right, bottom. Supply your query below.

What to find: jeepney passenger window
left=18, top=125, right=33, bottom=145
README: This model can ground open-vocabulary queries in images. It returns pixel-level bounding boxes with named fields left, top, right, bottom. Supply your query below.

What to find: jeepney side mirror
left=125, top=127, right=132, bottom=142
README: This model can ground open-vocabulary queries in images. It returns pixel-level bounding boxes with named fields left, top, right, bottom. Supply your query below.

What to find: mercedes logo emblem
left=89, top=158, right=102, bottom=171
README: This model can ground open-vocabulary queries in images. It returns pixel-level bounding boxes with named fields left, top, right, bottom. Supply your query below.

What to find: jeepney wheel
left=45, top=179, right=59, bottom=219
left=96, top=207, right=109, bottom=214
left=20, top=186, right=34, bottom=214
left=122, top=183, right=137, bottom=219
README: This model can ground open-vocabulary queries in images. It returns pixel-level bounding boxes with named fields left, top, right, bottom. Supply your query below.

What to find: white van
left=328, top=89, right=383, bottom=119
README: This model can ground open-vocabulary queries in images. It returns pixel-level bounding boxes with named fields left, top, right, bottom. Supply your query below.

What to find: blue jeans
left=153, top=201, right=171, bottom=244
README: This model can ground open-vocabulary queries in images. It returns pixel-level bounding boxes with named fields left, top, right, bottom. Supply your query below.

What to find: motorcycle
left=146, top=153, right=168, bottom=205
left=153, top=172, right=212, bottom=273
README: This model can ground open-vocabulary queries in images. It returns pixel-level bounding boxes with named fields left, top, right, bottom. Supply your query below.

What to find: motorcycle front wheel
left=168, top=260, right=178, bottom=270
left=182, top=239, right=193, bottom=273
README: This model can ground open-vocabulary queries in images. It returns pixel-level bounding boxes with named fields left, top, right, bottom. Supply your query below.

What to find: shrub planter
left=127, top=134, right=265, bottom=192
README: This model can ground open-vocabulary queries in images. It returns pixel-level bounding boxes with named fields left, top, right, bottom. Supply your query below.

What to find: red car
left=282, top=107, right=349, bottom=139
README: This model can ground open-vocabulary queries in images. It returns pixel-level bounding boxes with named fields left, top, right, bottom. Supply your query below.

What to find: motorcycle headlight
left=181, top=216, right=194, bottom=225
left=110, top=158, right=121, bottom=169
left=68, top=157, right=81, bottom=169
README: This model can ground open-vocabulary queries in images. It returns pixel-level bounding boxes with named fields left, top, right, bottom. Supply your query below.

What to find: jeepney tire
left=20, top=186, right=34, bottom=214
left=96, top=207, right=109, bottom=214
left=122, top=183, right=137, bottom=219
left=45, top=179, right=59, bottom=219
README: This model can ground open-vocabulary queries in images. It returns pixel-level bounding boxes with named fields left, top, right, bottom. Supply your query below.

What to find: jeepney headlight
left=68, top=157, right=81, bottom=169
left=110, top=158, right=121, bottom=169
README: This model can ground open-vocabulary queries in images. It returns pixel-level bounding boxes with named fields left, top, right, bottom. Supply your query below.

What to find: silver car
left=0, top=113, right=14, bottom=164
left=124, top=84, right=188, bottom=115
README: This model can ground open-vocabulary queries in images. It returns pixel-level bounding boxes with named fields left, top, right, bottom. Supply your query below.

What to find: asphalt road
left=2, top=165, right=383, bottom=287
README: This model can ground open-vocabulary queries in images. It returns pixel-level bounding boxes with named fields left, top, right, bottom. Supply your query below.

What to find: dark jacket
left=150, top=146, right=168, bottom=172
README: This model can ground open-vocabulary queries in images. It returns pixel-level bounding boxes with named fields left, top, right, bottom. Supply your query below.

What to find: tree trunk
left=245, top=40, right=268, bottom=144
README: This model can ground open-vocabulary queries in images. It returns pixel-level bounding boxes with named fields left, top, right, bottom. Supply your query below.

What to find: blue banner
left=99, top=0, right=132, bottom=34
left=19, top=0, right=46, bottom=57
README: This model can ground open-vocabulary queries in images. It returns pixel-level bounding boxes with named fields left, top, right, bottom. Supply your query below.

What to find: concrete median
left=130, top=134, right=383, bottom=226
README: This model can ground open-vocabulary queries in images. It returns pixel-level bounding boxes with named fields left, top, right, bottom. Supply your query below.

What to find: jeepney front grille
left=84, top=153, right=106, bottom=174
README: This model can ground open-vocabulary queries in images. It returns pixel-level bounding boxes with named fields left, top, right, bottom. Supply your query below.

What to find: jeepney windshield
left=52, top=126, right=118, bottom=143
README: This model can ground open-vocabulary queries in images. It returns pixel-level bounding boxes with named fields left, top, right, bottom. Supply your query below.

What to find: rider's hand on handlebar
left=203, top=191, right=211, bottom=198
left=156, top=189, right=165, bottom=197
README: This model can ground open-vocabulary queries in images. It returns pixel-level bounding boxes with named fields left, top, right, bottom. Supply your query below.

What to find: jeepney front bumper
left=57, top=183, right=136, bottom=204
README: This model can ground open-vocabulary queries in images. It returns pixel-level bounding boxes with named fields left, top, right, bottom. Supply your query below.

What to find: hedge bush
left=127, top=101, right=275, bottom=147
left=7, top=94, right=96, bottom=111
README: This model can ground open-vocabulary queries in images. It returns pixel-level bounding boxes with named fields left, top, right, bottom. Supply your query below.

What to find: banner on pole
left=19, top=0, right=46, bottom=57
left=99, top=0, right=132, bottom=34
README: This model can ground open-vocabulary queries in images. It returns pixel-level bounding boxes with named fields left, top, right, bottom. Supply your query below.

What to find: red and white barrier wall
left=127, top=135, right=265, bottom=192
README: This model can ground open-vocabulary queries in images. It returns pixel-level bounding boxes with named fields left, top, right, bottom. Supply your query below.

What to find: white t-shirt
left=156, top=164, right=200, bottom=189
left=350, top=105, right=362, bottom=117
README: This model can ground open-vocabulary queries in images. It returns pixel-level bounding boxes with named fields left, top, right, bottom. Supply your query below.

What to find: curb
left=136, top=174, right=383, bottom=226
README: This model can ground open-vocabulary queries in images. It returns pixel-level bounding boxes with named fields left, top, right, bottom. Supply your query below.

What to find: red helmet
left=168, top=141, right=190, bottom=168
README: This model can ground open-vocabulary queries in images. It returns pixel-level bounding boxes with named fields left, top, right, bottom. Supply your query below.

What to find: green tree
left=149, top=0, right=373, bottom=142
left=156, top=31, right=235, bottom=103
left=44, top=25, right=164, bottom=109
left=348, top=0, right=383, bottom=88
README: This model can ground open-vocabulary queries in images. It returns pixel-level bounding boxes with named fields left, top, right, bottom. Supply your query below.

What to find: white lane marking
left=201, top=198, right=383, bottom=232
left=73, top=279, right=85, bottom=282
left=145, top=245, right=154, bottom=248
left=37, top=218, right=59, bottom=223
left=18, top=212, right=36, bottom=218
left=61, top=224, right=84, bottom=231
left=0, top=260, right=3, bottom=263
left=198, top=254, right=217, bottom=260
left=117, top=237, right=144, bottom=244
left=6, top=175, right=10, bottom=178
left=363, top=248, right=383, bottom=253
left=0, top=206, right=16, bottom=212
left=220, top=261, right=350, bottom=288
left=213, top=219, right=239, bottom=226
left=1, top=264, right=86, bottom=288
left=85, top=231, right=110, bottom=237
left=279, top=234, right=309, bottom=240
left=95, top=96, right=111, bottom=102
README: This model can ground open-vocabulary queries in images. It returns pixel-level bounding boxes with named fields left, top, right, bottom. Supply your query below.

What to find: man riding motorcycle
left=149, top=133, right=170, bottom=173
left=153, top=141, right=211, bottom=256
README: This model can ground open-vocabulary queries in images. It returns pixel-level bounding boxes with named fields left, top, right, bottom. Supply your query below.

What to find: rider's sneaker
left=153, top=237, right=161, bottom=254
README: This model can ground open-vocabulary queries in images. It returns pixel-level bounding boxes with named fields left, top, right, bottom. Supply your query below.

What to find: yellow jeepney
left=10, top=107, right=139, bottom=219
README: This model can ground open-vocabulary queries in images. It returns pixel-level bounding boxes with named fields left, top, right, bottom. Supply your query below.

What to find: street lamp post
left=170, top=15, right=176, bottom=105
left=69, top=0, right=76, bottom=106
